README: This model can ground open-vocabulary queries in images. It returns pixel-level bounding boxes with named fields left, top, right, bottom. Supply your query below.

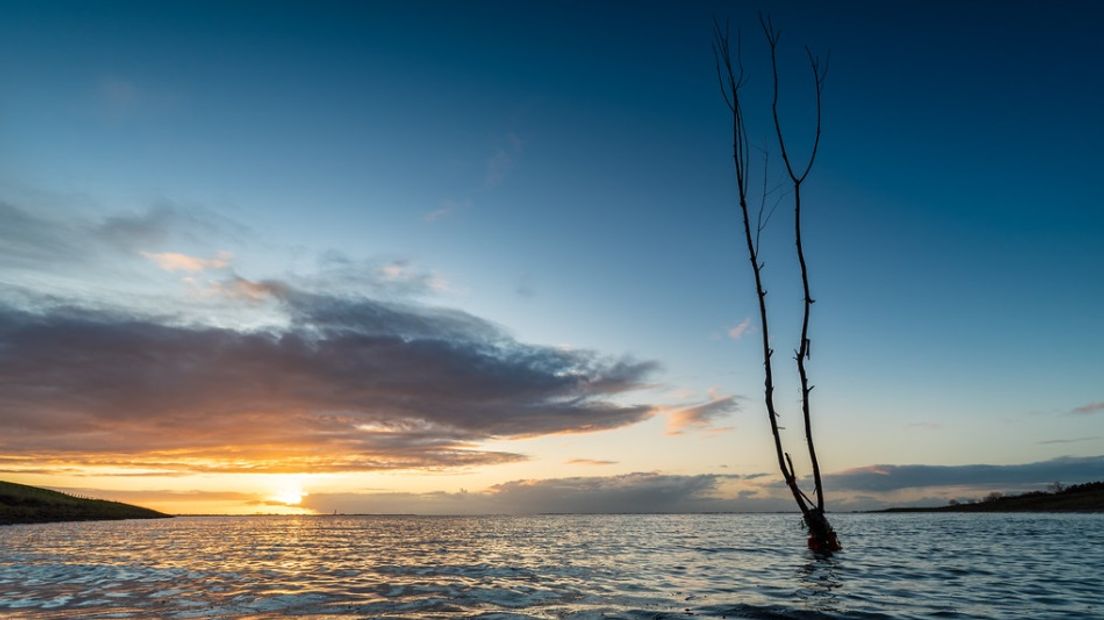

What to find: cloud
left=93, top=77, right=182, bottom=121
left=0, top=200, right=443, bottom=316
left=515, top=273, right=535, bottom=299
left=485, top=132, right=524, bottom=188
left=485, top=473, right=730, bottom=513
left=309, top=252, right=447, bottom=298
left=47, top=486, right=305, bottom=513
left=375, top=259, right=448, bottom=293
left=906, top=421, right=942, bottom=431
left=422, top=208, right=452, bottom=223
left=214, top=275, right=287, bottom=302
left=57, top=487, right=258, bottom=504
left=422, top=198, right=470, bottom=223
left=1037, top=437, right=1100, bottom=445
left=727, top=318, right=751, bottom=340
left=0, top=285, right=658, bottom=474
left=0, top=200, right=244, bottom=275
left=666, top=393, right=740, bottom=434
left=301, top=472, right=781, bottom=515
left=96, top=77, right=140, bottom=116
left=94, top=201, right=247, bottom=253
left=1071, top=402, right=1104, bottom=415
left=142, top=250, right=232, bottom=273
left=0, top=201, right=89, bottom=268
left=1, top=198, right=277, bottom=332
left=566, top=459, right=618, bottom=466
left=63, top=453, right=1104, bottom=514
left=822, top=455, right=1104, bottom=492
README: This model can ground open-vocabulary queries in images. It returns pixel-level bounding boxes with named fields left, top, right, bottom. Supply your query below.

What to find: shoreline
left=1, top=480, right=171, bottom=526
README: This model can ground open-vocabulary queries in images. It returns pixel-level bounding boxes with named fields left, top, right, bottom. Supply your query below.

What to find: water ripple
left=0, top=513, right=1101, bottom=618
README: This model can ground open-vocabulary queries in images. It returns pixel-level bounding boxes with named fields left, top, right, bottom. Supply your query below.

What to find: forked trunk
left=713, top=18, right=840, bottom=553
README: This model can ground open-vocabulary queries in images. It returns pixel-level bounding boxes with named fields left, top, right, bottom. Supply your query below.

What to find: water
left=0, top=513, right=1100, bottom=619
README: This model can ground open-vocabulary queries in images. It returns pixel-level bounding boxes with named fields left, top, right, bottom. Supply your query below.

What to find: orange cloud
left=142, top=250, right=232, bottom=273
left=665, top=392, right=740, bottom=434
left=727, top=318, right=751, bottom=340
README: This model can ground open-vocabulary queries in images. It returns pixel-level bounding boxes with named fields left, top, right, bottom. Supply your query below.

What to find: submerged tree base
left=804, top=509, right=841, bottom=553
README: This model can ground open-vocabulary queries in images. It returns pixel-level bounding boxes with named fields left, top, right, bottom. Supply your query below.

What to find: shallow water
left=1, top=513, right=1101, bottom=618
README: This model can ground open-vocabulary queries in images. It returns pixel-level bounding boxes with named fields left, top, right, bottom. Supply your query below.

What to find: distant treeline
left=0, top=480, right=171, bottom=525
left=883, top=481, right=1104, bottom=513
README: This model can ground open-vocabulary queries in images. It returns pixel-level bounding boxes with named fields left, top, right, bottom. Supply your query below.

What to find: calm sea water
left=0, top=513, right=1101, bottom=619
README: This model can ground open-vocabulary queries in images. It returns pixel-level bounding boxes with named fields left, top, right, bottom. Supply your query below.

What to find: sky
left=1, top=0, right=1102, bottom=515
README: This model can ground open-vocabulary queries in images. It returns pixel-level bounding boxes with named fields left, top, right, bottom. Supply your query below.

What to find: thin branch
left=760, top=14, right=830, bottom=514
left=760, top=14, right=829, bottom=186
left=713, top=17, right=810, bottom=518
left=761, top=189, right=788, bottom=233
left=797, top=46, right=829, bottom=183
left=754, top=149, right=770, bottom=253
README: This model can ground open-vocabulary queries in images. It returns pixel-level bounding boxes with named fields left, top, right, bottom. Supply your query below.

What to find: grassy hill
left=883, top=481, right=1104, bottom=513
left=0, top=480, right=171, bottom=525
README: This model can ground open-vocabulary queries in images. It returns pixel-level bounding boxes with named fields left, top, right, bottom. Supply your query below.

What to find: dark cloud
left=566, top=459, right=618, bottom=466
left=301, top=472, right=789, bottom=515
left=0, top=287, right=657, bottom=473
left=823, top=455, right=1104, bottom=492
left=487, top=473, right=726, bottom=513
left=1037, top=437, right=1100, bottom=445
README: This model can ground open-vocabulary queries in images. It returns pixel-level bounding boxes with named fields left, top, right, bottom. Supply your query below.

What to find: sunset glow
left=0, top=1, right=1100, bottom=518
left=270, top=480, right=305, bottom=506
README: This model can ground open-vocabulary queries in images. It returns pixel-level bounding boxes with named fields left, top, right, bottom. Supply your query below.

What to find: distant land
left=0, top=480, right=171, bottom=525
left=882, top=481, right=1104, bottom=513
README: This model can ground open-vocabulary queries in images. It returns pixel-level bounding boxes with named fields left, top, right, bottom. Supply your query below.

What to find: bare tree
left=713, top=17, right=840, bottom=552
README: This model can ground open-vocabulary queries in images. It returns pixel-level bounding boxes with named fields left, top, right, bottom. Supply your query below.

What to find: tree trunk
left=713, top=18, right=840, bottom=553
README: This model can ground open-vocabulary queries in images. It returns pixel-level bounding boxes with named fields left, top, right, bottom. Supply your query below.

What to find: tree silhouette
left=713, top=16, right=840, bottom=552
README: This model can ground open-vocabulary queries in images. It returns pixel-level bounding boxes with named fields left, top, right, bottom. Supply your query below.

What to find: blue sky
left=1, top=1, right=1101, bottom=513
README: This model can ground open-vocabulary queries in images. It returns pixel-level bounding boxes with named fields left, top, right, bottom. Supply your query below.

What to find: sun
left=271, top=480, right=305, bottom=506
